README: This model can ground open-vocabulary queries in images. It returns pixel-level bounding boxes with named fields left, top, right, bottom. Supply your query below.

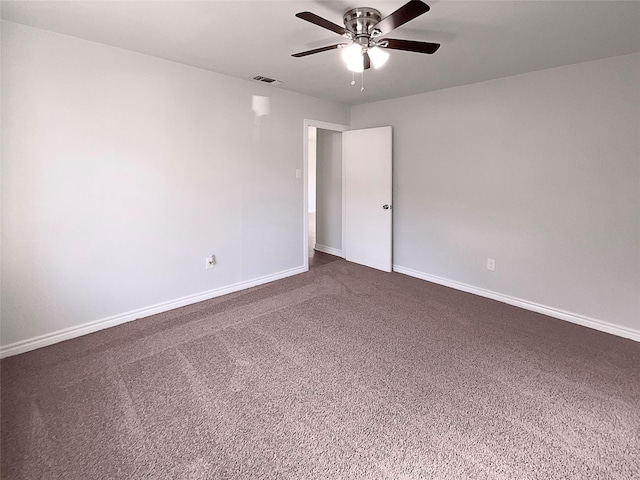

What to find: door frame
left=303, top=119, right=349, bottom=271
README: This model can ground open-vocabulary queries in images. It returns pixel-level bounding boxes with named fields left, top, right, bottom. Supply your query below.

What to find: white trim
left=393, top=265, right=640, bottom=342
left=313, top=244, right=344, bottom=257
left=0, top=266, right=306, bottom=358
left=341, top=130, right=347, bottom=263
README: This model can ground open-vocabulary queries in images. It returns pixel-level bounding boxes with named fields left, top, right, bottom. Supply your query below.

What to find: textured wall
left=352, top=53, right=640, bottom=333
left=1, top=21, right=349, bottom=347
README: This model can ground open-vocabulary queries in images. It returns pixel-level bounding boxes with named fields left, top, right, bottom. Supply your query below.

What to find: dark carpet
left=2, top=260, right=639, bottom=479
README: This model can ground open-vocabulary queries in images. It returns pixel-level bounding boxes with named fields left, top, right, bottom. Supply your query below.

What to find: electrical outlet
left=205, top=254, right=216, bottom=269
left=487, top=258, right=496, bottom=271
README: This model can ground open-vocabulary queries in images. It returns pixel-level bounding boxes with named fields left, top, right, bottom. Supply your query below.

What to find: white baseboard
left=0, top=266, right=306, bottom=359
left=314, top=244, right=344, bottom=257
left=393, top=265, right=640, bottom=342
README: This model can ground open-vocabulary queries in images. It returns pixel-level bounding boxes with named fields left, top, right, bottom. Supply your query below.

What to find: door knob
left=383, top=204, right=391, bottom=210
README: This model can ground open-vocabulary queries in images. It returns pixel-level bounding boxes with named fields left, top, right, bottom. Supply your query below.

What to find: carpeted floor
left=1, top=260, right=639, bottom=479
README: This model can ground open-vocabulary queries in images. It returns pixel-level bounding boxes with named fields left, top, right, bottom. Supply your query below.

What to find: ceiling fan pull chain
left=361, top=71, right=365, bottom=92
left=351, top=71, right=356, bottom=86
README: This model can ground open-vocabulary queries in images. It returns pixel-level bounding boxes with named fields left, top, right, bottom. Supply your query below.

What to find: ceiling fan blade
left=292, top=44, right=348, bottom=58
left=295, top=11, right=347, bottom=36
left=363, top=51, right=371, bottom=70
left=372, top=1, right=430, bottom=36
left=382, top=38, right=440, bottom=54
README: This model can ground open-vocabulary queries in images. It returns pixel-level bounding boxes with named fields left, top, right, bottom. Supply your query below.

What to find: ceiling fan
left=292, top=0, right=440, bottom=75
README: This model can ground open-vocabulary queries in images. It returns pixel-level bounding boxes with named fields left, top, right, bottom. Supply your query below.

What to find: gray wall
left=1, top=21, right=349, bottom=348
left=315, top=129, right=343, bottom=252
left=2, top=20, right=638, bottom=350
left=352, top=53, right=640, bottom=333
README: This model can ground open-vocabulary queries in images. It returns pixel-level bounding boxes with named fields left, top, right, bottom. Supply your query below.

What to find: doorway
left=308, top=126, right=343, bottom=268
left=303, top=120, right=349, bottom=270
left=303, top=121, right=393, bottom=272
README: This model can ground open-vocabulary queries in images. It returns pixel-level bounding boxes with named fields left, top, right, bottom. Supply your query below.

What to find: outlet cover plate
left=487, top=258, right=496, bottom=271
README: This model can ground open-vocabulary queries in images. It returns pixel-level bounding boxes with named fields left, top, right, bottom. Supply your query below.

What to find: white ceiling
left=2, top=1, right=639, bottom=106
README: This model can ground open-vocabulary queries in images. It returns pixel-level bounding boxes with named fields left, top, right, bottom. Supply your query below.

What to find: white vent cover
left=249, top=75, right=283, bottom=86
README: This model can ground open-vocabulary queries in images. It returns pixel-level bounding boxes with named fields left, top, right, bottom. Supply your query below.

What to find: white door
left=343, top=126, right=392, bottom=272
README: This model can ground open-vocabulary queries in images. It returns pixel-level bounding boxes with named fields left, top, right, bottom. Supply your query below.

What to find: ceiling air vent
left=249, top=75, right=283, bottom=86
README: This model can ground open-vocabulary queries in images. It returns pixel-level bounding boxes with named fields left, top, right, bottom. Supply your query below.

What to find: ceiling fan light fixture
left=346, top=59, right=365, bottom=73
left=341, top=43, right=363, bottom=65
left=368, top=46, right=389, bottom=69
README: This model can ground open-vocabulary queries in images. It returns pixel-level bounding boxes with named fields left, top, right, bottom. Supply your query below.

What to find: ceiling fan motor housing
left=343, top=8, right=382, bottom=46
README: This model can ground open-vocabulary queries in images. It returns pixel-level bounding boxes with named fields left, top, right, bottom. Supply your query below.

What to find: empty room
left=1, top=1, right=639, bottom=478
